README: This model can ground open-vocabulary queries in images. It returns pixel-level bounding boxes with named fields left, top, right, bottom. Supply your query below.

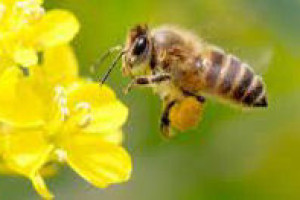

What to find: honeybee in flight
left=97, top=24, right=268, bottom=138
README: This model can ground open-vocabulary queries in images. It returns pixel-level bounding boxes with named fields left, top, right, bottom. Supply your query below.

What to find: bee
left=97, top=24, right=268, bottom=138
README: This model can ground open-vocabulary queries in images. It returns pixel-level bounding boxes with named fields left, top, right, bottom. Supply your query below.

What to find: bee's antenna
left=90, top=45, right=123, bottom=74
left=100, top=50, right=125, bottom=85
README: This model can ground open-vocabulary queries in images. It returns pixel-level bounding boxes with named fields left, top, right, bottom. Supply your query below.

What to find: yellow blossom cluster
left=0, top=0, right=132, bottom=199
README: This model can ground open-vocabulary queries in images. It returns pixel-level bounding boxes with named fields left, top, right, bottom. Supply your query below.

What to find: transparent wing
left=231, top=46, right=274, bottom=75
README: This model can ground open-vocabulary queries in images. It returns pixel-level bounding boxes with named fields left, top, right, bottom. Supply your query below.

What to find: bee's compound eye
left=133, top=36, right=147, bottom=56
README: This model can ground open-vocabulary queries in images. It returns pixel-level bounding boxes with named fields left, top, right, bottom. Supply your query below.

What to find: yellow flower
left=0, top=0, right=79, bottom=72
left=0, top=45, right=131, bottom=199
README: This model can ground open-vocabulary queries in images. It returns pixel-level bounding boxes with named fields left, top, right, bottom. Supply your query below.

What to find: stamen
left=54, top=86, right=70, bottom=121
left=75, top=102, right=93, bottom=128
left=15, top=0, right=44, bottom=24
left=0, top=3, right=6, bottom=20
left=78, top=114, right=93, bottom=128
left=16, top=1, right=27, bottom=9
left=55, top=149, right=66, bottom=162
left=37, top=7, right=45, bottom=17
left=61, top=107, right=70, bottom=120
left=75, top=102, right=91, bottom=111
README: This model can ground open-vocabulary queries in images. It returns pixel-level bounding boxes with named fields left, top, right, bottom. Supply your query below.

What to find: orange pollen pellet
left=169, top=97, right=203, bottom=131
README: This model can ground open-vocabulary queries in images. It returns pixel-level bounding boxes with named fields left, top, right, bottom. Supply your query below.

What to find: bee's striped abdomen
left=232, top=65, right=253, bottom=100
left=218, top=55, right=241, bottom=95
left=203, top=50, right=268, bottom=107
left=204, top=50, right=224, bottom=88
left=242, top=76, right=266, bottom=107
left=231, top=63, right=267, bottom=107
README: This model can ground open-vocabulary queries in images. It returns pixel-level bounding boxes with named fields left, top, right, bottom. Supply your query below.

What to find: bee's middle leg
left=182, top=90, right=206, bottom=103
left=123, top=74, right=171, bottom=94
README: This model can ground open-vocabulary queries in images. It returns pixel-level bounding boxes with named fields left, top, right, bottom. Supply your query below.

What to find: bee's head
left=122, top=24, right=152, bottom=77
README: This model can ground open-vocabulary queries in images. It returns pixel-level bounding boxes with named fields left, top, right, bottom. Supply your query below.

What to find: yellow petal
left=67, top=82, right=117, bottom=107
left=2, top=128, right=54, bottom=198
left=65, top=134, right=132, bottom=188
left=0, top=160, right=57, bottom=177
left=31, top=174, right=54, bottom=200
left=0, top=162, right=13, bottom=174
left=42, top=45, right=78, bottom=86
left=0, top=56, right=15, bottom=75
left=14, top=47, right=38, bottom=67
left=1, top=0, right=16, bottom=6
left=1, top=0, right=44, bottom=6
left=27, top=9, right=80, bottom=49
left=66, top=82, right=128, bottom=133
left=85, top=100, right=128, bottom=133
left=0, top=68, right=47, bottom=127
left=0, top=133, right=4, bottom=155
left=100, top=129, right=123, bottom=145
left=2, top=128, right=53, bottom=176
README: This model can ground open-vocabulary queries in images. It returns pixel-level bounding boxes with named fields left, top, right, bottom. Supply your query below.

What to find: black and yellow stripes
left=242, top=76, right=267, bottom=107
left=205, top=50, right=224, bottom=88
left=218, top=55, right=241, bottom=95
left=232, top=65, right=254, bottom=101
left=202, top=50, right=267, bottom=107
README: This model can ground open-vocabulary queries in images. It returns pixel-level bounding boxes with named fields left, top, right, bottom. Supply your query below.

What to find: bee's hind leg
left=160, top=100, right=177, bottom=139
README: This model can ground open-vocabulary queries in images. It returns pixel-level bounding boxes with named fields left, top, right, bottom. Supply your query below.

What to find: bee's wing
left=232, top=46, right=274, bottom=75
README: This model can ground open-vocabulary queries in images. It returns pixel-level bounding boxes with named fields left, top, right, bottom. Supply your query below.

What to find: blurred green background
left=1, top=0, right=300, bottom=199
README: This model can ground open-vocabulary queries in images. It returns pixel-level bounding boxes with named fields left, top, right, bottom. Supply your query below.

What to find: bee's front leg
left=123, top=74, right=171, bottom=94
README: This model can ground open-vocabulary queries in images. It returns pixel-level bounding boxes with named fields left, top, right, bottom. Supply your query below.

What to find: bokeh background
left=1, top=0, right=300, bottom=199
